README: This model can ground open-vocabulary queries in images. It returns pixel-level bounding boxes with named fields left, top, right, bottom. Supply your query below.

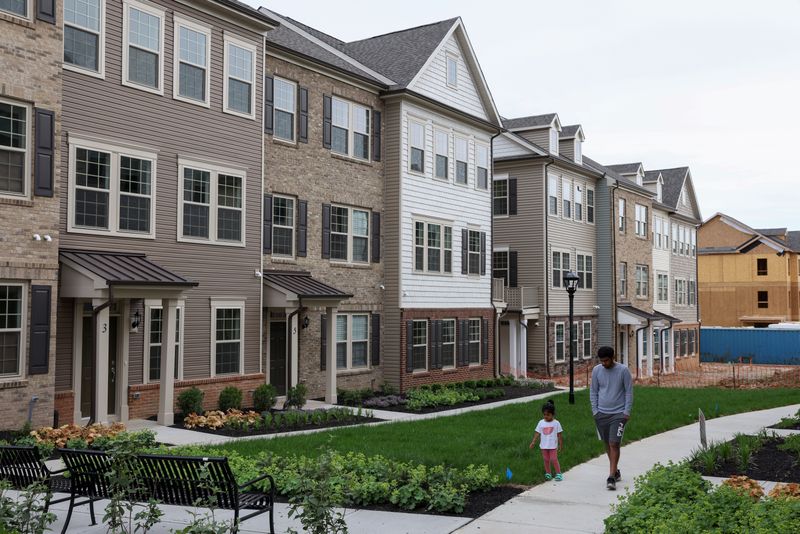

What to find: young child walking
left=529, top=400, right=564, bottom=481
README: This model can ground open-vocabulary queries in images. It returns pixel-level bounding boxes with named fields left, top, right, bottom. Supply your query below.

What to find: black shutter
left=481, top=318, right=489, bottom=364
left=34, top=109, right=54, bottom=197
left=321, top=203, right=331, bottom=259
left=372, top=110, right=381, bottom=161
left=406, top=320, right=414, bottom=373
left=264, top=76, right=274, bottom=134
left=509, top=178, right=518, bottom=215
left=371, top=212, right=381, bottom=263
left=458, top=319, right=468, bottom=366
left=36, top=0, right=55, bottom=23
left=509, top=250, right=518, bottom=288
left=323, top=95, right=332, bottom=149
left=320, top=314, right=327, bottom=370
left=28, top=285, right=51, bottom=375
left=371, top=314, right=381, bottom=366
left=263, top=194, right=272, bottom=253
left=434, top=320, right=443, bottom=369
left=480, top=232, right=487, bottom=276
left=297, top=200, right=308, bottom=257
left=461, top=229, right=468, bottom=274
left=298, top=87, right=309, bottom=143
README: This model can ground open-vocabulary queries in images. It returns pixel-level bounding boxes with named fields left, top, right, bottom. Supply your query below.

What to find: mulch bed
left=699, top=437, right=800, bottom=483
left=339, top=385, right=556, bottom=415
left=272, top=484, right=526, bottom=518
left=170, top=415, right=383, bottom=438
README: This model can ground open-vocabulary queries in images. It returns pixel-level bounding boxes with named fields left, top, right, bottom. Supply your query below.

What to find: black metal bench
left=0, top=445, right=71, bottom=512
left=59, top=449, right=275, bottom=534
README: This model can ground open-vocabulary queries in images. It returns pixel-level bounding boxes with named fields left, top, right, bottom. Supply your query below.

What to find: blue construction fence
left=700, top=327, right=800, bottom=365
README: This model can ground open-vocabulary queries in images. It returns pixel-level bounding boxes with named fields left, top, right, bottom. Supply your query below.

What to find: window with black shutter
left=509, top=178, right=518, bottom=215
left=298, top=87, right=308, bottom=143
left=321, top=203, right=331, bottom=259
left=264, top=76, right=274, bottom=134
left=371, top=212, right=381, bottom=263
left=371, top=313, right=380, bottom=366
left=372, top=110, right=381, bottom=161
left=34, top=108, right=55, bottom=197
left=296, top=200, right=307, bottom=257
left=263, top=194, right=272, bottom=253
left=322, top=95, right=332, bottom=149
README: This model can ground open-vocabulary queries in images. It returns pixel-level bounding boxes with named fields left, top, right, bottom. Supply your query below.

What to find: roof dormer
left=558, top=124, right=585, bottom=164
left=503, top=113, right=561, bottom=155
left=657, top=178, right=663, bottom=202
left=607, top=162, right=645, bottom=186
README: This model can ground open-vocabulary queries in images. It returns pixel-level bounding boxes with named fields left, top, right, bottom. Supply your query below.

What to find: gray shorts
left=595, top=412, right=627, bottom=443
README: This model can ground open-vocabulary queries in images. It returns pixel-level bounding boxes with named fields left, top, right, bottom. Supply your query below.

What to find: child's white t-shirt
left=535, top=418, right=563, bottom=450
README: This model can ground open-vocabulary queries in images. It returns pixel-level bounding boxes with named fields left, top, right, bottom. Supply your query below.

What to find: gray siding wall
left=671, top=251, right=699, bottom=323
left=596, top=177, right=614, bottom=346
left=58, top=0, right=265, bottom=387
left=516, top=129, right=550, bottom=151
left=558, top=139, right=575, bottom=161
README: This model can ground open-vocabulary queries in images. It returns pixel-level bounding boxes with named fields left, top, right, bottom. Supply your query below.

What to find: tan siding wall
left=516, top=129, right=549, bottom=150
left=615, top=188, right=654, bottom=312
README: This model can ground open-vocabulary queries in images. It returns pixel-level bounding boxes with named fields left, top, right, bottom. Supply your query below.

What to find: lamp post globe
left=563, top=270, right=580, bottom=404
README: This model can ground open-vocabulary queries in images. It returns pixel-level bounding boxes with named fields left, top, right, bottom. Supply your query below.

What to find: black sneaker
left=606, top=477, right=616, bottom=490
left=614, top=470, right=621, bottom=482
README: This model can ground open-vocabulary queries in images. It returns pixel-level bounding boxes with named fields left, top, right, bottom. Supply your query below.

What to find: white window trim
left=177, top=157, right=247, bottom=247
left=143, top=300, right=185, bottom=383
left=576, top=252, right=593, bottom=291
left=634, top=204, right=648, bottom=237
left=656, top=272, right=669, bottom=303
left=121, top=0, right=165, bottom=95
left=411, top=319, right=428, bottom=372
left=223, top=34, right=257, bottom=120
left=454, top=135, right=470, bottom=186
left=548, top=174, right=559, bottom=217
left=586, top=187, right=595, bottom=225
left=467, top=317, right=481, bottom=366
left=618, top=198, right=626, bottom=233
left=271, top=194, right=295, bottom=258
left=574, top=139, right=582, bottom=165
left=492, top=174, right=509, bottom=217
left=0, top=98, right=32, bottom=200
left=433, top=129, right=450, bottom=180
left=561, top=177, right=572, bottom=219
left=335, top=313, right=370, bottom=372
left=549, top=128, right=559, bottom=155
left=619, top=262, right=627, bottom=297
left=172, top=15, right=211, bottom=108
left=272, top=77, right=297, bottom=143
left=0, top=0, right=32, bottom=21
left=330, top=204, right=371, bottom=265
left=467, top=228, right=481, bottom=276
left=582, top=320, right=592, bottom=360
left=63, top=0, right=106, bottom=79
left=552, top=248, right=571, bottom=289
left=0, top=282, right=27, bottom=381
left=554, top=322, right=565, bottom=363
left=635, top=264, right=649, bottom=298
left=210, top=299, right=245, bottom=377
left=331, top=97, right=371, bottom=161
left=446, top=53, right=459, bottom=89
left=574, top=182, right=583, bottom=222
left=475, top=142, right=489, bottom=190
left=408, top=118, right=427, bottom=176
left=67, top=136, right=157, bottom=239
left=413, top=219, right=453, bottom=275
left=442, top=318, right=456, bottom=369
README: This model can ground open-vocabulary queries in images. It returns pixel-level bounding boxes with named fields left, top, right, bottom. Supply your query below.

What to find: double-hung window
left=552, top=251, right=570, bottom=288
left=549, top=128, right=559, bottom=154
left=213, top=302, right=243, bottom=375
left=414, top=221, right=452, bottom=273
left=554, top=322, right=565, bottom=362
left=468, top=318, right=481, bottom=364
left=64, top=0, right=104, bottom=75
left=671, top=223, right=678, bottom=254
left=548, top=175, right=558, bottom=215
left=409, top=121, right=425, bottom=173
left=336, top=314, right=369, bottom=370
left=582, top=321, right=592, bottom=359
left=224, top=36, right=256, bottom=118
left=476, top=144, right=489, bottom=189
left=468, top=229, right=481, bottom=275
left=330, top=205, right=370, bottom=263
left=675, top=278, right=686, bottom=305
left=0, top=100, right=28, bottom=197
left=618, top=198, right=626, bottom=232
left=493, top=176, right=508, bottom=216
left=179, top=159, right=245, bottom=245
left=69, top=140, right=156, bottom=237
left=619, top=262, right=627, bottom=297
left=174, top=17, right=210, bottom=105
left=442, top=319, right=456, bottom=368
left=635, top=265, right=648, bottom=298
left=434, top=130, right=449, bottom=179
left=411, top=320, right=428, bottom=371
left=332, top=98, right=370, bottom=160
left=586, top=188, right=594, bottom=223
left=0, top=284, right=24, bottom=378
left=273, top=78, right=296, bottom=142
left=271, top=195, right=295, bottom=257
left=571, top=322, right=579, bottom=361
left=690, top=229, right=696, bottom=257
left=455, top=137, right=468, bottom=184
left=562, top=178, right=572, bottom=218
left=657, top=273, right=669, bottom=302
left=635, top=204, right=648, bottom=237
left=0, top=0, right=28, bottom=18
left=577, top=254, right=593, bottom=289
left=688, top=279, right=696, bottom=306
left=123, top=0, right=164, bottom=93
left=493, top=250, right=509, bottom=285
left=574, top=184, right=583, bottom=221
left=446, top=55, right=458, bottom=87
left=146, top=303, right=182, bottom=382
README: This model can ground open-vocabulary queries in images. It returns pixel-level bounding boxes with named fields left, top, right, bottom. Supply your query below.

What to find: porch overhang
left=617, top=305, right=657, bottom=326
left=262, top=270, right=352, bottom=308
left=651, top=310, right=680, bottom=327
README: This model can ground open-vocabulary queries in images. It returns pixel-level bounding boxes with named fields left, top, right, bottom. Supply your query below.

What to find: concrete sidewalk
left=454, top=403, right=800, bottom=534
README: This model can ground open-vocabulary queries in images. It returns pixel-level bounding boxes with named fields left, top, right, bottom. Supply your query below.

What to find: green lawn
left=204, top=387, right=799, bottom=485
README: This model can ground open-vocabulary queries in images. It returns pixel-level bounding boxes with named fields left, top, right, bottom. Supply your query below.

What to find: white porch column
left=646, top=324, right=654, bottom=377
left=158, top=298, right=178, bottom=426
left=93, top=299, right=110, bottom=424
left=508, top=320, right=518, bottom=377
left=325, top=306, right=338, bottom=404
left=119, top=300, right=131, bottom=422
left=288, top=310, right=299, bottom=387
left=519, top=319, right=528, bottom=378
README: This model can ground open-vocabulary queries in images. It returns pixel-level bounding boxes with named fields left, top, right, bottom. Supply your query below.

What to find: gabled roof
left=702, top=213, right=795, bottom=253
left=656, top=167, right=691, bottom=208
left=756, top=228, right=788, bottom=237
left=607, top=162, right=643, bottom=176
left=788, top=231, right=800, bottom=252
left=560, top=124, right=584, bottom=140
left=583, top=156, right=654, bottom=197
left=643, top=170, right=662, bottom=184
left=503, top=113, right=559, bottom=131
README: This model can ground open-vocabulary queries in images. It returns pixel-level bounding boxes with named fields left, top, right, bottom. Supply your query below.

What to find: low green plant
left=285, top=383, right=308, bottom=409
left=405, top=388, right=480, bottom=411
left=13, top=435, right=54, bottom=459
left=177, top=386, right=204, bottom=416
left=286, top=448, right=349, bottom=534
left=253, top=384, right=278, bottom=413
left=778, top=434, right=800, bottom=459
left=0, top=480, right=56, bottom=534
left=773, top=408, right=800, bottom=429
left=171, top=464, right=232, bottom=534
left=65, top=437, right=89, bottom=450
left=379, top=382, right=397, bottom=396
left=463, top=380, right=477, bottom=389
left=218, top=386, right=243, bottom=412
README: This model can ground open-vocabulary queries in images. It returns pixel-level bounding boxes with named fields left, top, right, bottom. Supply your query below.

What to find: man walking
left=590, top=346, right=633, bottom=490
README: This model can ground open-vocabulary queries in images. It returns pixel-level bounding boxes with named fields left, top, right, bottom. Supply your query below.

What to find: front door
left=618, top=330, right=628, bottom=367
left=79, top=314, right=119, bottom=419
left=269, top=321, right=287, bottom=395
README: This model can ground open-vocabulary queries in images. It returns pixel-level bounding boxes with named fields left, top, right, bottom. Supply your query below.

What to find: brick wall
left=616, top=189, right=654, bottom=312
left=545, top=315, right=597, bottom=376
left=399, top=308, right=495, bottom=391
left=0, top=9, right=62, bottom=430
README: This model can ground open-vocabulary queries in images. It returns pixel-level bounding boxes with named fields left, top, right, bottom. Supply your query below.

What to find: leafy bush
left=285, top=383, right=308, bottom=409
left=463, top=380, right=477, bottom=389
left=218, top=386, right=243, bottom=412
left=178, top=386, right=204, bottom=416
left=31, top=422, right=126, bottom=448
left=405, top=388, right=479, bottom=411
left=0, top=480, right=56, bottom=534
left=778, top=434, right=800, bottom=457
left=774, top=408, right=800, bottom=429
left=253, top=384, right=278, bottom=413
left=475, top=388, right=505, bottom=401
left=337, top=388, right=374, bottom=407
left=379, top=382, right=397, bottom=396
left=13, top=435, right=54, bottom=460
left=183, top=407, right=368, bottom=433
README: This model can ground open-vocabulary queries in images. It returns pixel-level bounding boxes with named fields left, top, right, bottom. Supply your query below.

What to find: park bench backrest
left=59, top=449, right=115, bottom=499
left=0, top=445, right=48, bottom=488
left=136, top=454, right=239, bottom=508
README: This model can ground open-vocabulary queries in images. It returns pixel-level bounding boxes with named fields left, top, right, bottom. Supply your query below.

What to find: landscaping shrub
left=363, top=395, right=405, bottom=409
left=463, top=380, right=477, bottom=389
left=177, top=386, right=204, bottom=416
left=31, top=422, right=126, bottom=448
left=338, top=388, right=374, bottom=407
left=774, top=408, right=800, bottom=429
left=253, top=384, right=278, bottom=412
left=0, top=480, right=56, bottom=534
left=405, top=387, right=479, bottom=411
left=183, top=407, right=368, bottom=433
left=218, top=386, right=243, bottom=411
left=285, top=383, right=308, bottom=409
left=379, top=382, right=397, bottom=396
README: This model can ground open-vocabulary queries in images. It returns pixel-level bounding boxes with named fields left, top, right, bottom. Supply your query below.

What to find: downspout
left=611, top=180, right=620, bottom=358
left=490, top=130, right=502, bottom=378
left=634, top=321, right=648, bottom=380
left=88, top=285, right=114, bottom=425
left=543, top=160, right=553, bottom=376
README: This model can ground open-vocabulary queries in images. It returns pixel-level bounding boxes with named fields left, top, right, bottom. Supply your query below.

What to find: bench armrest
left=47, top=466, right=69, bottom=476
left=239, top=473, right=275, bottom=496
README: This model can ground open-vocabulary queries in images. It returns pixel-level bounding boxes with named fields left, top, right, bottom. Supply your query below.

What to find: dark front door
left=269, top=321, right=287, bottom=395
left=80, top=316, right=93, bottom=418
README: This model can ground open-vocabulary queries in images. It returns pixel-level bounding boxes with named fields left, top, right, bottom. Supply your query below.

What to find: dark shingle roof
left=756, top=228, right=787, bottom=237
left=606, top=163, right=642, bottom=175
left=344, top=18, right=459, bottom=89
left=656, top=167, right=690, bottom=208
left=262, top=270, right=352, bottom=299
left=643, top=170, right=661, bottom=183
left=583, top=156, right=654, bottom=196
left=60, top=250, right=197, bottom=287
left=215, top=0, right=278, bottom=26
left=283, top=16, right=346, bottom=48
left=503, top=113, right=557, bottom=130
left=787, top=231, right=800, bottom=252
left=560, top=125, right=582, bottom=139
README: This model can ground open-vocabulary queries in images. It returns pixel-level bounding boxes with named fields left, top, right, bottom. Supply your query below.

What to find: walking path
left=454, top=403, right=800, bottom=534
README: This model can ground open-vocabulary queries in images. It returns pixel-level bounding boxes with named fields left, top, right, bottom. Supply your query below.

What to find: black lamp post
left=564, top=270, right=580, bottom=404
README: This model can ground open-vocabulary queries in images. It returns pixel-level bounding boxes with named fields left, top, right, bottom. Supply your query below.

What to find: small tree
left=285, top=383, right=308, bottom=410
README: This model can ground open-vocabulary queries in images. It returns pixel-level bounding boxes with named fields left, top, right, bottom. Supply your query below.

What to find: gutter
left=611, top=179, right=620, bottom=356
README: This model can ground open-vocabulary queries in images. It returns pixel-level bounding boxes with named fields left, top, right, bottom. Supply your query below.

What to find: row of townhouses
left=0, top=0, right=700, bottom=429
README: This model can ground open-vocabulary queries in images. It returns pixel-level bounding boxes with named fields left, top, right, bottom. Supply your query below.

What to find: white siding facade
left=652, top=207, right=671, bottom=315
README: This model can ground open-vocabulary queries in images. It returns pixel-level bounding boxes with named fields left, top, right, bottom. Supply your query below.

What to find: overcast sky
left=243, top=0, right=800, bottom=230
